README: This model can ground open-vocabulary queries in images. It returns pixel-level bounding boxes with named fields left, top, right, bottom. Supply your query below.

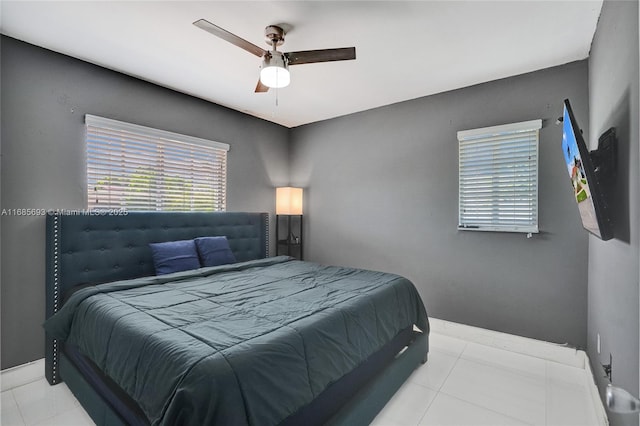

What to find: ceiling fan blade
left=255, top=79, right=270, bottom=93
left=285, top=47, right=356, bottom=66
left=193, top=19, right=266, bottom=58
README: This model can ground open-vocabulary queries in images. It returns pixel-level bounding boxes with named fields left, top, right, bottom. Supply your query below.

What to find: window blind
left=86, top=115, right=229, bottom=212
left=458, top=119, right=541, bottom=233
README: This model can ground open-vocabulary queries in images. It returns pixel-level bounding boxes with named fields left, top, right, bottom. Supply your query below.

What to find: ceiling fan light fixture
left=260, top=53, right=290, bottom=88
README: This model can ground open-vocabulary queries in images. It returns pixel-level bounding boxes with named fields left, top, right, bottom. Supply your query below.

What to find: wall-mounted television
left=561, top=99, right=614, bottom=241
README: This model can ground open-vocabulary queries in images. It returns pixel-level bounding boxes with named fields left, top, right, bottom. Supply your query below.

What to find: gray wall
left=0, top=37, right=289, bottom=369
left=290, top=61, right=590, bottom=347
left=587, top=2, right=640, bottom=426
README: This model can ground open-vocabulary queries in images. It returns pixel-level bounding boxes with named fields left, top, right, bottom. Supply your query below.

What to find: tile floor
left=372, top=333, right=603, bottom=426
left=1, top=332, right=604, bottom=426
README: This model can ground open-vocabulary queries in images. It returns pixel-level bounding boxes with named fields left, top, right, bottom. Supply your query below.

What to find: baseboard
left=1, top=358, right=45, bottom=391
left=430, top=317, right=608, bottom=426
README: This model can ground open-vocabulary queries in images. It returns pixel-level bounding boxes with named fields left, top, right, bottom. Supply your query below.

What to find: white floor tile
left=2, top=389, right=18, bottom=409
left=430, top=317, right=586, bottom=369
left=1, top=360, right=45, bottom=392
left=440, top=358, right=546, bottom=425
left=409, top=351, right=458, bottom=391
left=461, top=342, right=546, bottom=378
left=546, top=362, right=598, bottom=426
left=32, top=405, right=94, bottom=426
left=546, top=380, right=598, bottom=426
left=428, top=333, right=467, bottom=358
left=546, top=361, right=588, bottom=387
left=419, top=392, right=531, bottom=426
left=371, top=382, right=437, bottom=426
left=1, top=403, right=26, bottom=426
left=11, top=379, right=79, bottom=425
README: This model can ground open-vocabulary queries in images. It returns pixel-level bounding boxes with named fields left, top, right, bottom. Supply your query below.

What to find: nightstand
left=276, top=214, right=303, bottom=260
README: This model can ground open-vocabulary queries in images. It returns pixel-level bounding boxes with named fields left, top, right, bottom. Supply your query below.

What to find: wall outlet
left=597, top=333, right=601, bottom=354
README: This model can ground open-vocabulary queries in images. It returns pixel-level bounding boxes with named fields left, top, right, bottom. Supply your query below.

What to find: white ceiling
left=1, top=1, right=603, bottom=128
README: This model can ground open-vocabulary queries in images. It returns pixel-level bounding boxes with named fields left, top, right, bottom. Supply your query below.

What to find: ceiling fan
left=193, top=19, right=356, bottom=92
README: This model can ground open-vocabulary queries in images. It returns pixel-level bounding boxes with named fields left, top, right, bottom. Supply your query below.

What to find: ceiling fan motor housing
left=262, top=52, right=288, bottom=69
left=264, top=25, right=285, bottom=47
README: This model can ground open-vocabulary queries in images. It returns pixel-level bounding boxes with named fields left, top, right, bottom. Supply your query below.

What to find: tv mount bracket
left=590, top=127, right=617, bottom=183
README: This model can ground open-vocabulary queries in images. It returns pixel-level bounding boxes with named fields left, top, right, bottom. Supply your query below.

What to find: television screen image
left=561, top=99, right=613, bottom=240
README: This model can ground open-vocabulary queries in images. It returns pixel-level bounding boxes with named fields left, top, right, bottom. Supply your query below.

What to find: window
left=86, top=115, right=229, bottom=212
left=458, top=119, right=541, bottom=233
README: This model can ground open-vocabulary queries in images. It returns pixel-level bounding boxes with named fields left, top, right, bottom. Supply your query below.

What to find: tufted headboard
left=44, top=211, right=269, bottom=384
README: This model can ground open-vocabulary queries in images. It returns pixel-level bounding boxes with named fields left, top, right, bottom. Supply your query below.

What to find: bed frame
left=45, top=211, right=427, bottom=425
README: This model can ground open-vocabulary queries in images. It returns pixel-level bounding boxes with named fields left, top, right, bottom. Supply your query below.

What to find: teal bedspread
left=44, top=256, right=428, bottom=426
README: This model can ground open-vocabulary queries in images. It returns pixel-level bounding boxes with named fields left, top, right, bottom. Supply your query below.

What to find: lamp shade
left=276, top=187, right=303, bottom=215
left=260, top=53, right=290, bottom=88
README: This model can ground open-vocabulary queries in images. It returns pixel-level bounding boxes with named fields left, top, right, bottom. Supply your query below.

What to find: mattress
left=45, top=256, right=428, bottom=426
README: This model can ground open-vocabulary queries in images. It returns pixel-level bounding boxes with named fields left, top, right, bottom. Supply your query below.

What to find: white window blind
left=458, top=119, right=541, bottom=233
left=86, top=115, right=229, bottom=212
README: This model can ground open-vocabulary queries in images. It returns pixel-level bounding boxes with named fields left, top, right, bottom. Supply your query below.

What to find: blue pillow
left=149, top=239, right=200, bottom=275
left=195, top=236, right=237, bottom=267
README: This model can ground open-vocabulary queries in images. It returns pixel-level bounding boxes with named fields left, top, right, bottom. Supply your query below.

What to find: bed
left=43, top=211, right=429, bottom=426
